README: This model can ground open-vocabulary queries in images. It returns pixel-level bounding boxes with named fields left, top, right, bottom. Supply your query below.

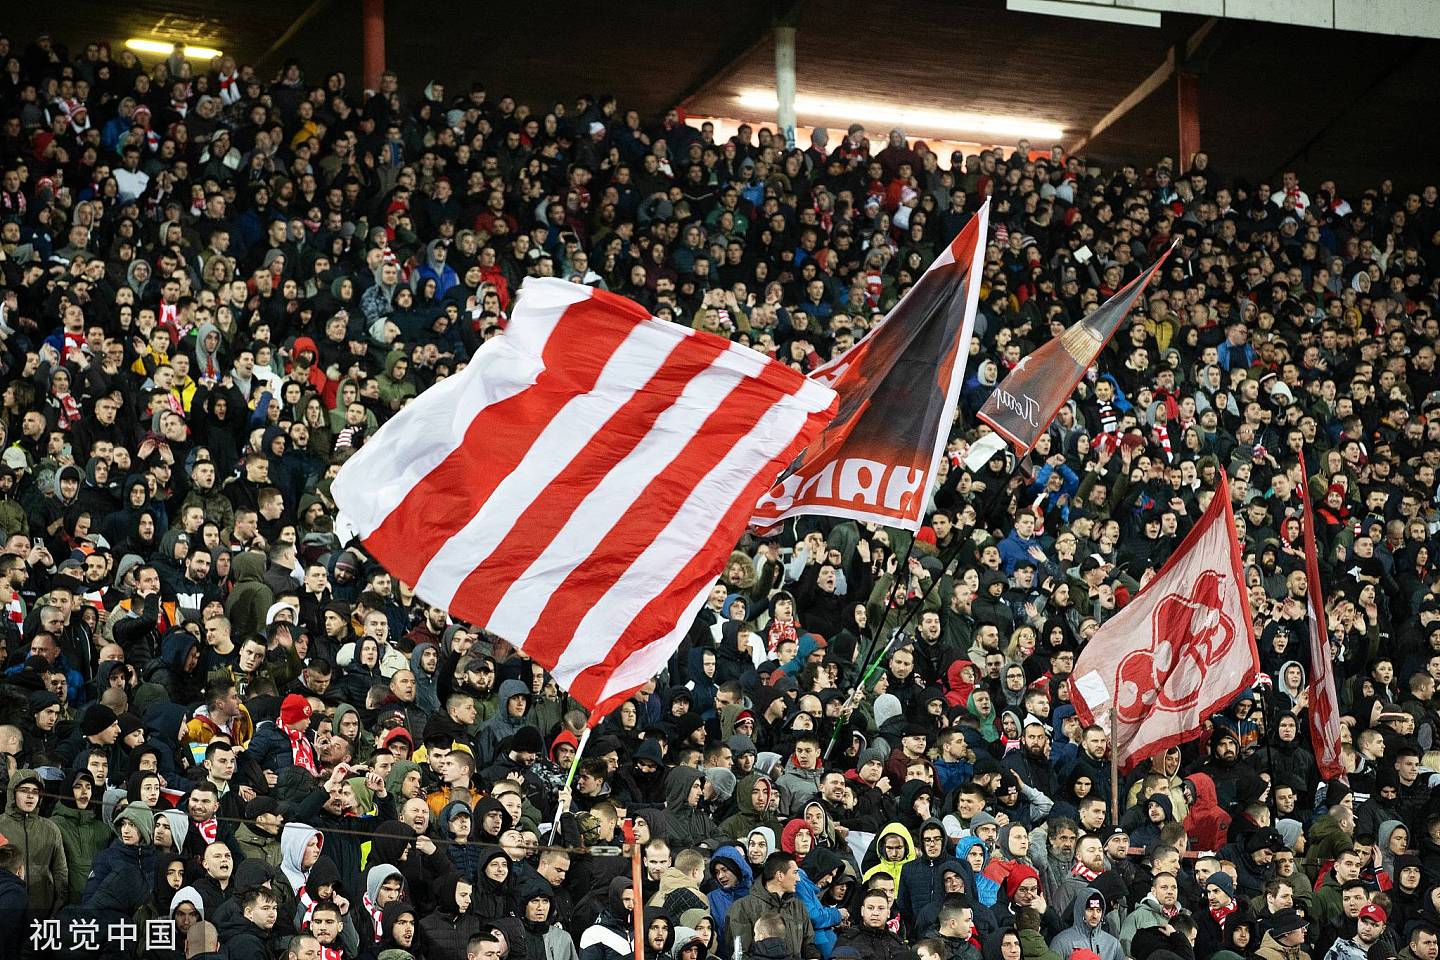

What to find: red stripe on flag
left=361, top=293, right=645, bottom=586
left=446, top=333, right=732, bottom=628
left=568, top=401, right=837, bottom=710
left=513, top=370, right=802, bottom=666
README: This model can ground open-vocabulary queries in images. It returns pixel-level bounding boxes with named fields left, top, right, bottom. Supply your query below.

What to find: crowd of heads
left=0, top=23, right=1438, bottom=960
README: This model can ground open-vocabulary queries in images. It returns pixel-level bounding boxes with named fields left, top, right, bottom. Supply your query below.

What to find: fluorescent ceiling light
left=126, top=38, right=224, bottom=59
left=1006, top=0, right=1162, bottom=28
left=736, top=91, right=1066, bottom=141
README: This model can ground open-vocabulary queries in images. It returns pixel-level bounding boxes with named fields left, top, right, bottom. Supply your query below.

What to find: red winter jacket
left=1183, top=772, right=1231, bottom=851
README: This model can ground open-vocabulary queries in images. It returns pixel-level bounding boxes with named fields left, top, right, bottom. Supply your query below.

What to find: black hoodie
left=578, top=877, right=635, bottom=960
left=472, top=848, right=512, bottom=921
left=664, top=766, right=722, bottom=850
left=419, top=872, right=483, bottom=960
left=611, top=738, right=668, bottom=807
left=374, top=901, right=420, bottom=958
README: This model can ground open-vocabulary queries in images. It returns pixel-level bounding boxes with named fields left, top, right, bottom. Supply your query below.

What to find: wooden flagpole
left=1110, top=707, right=1121, bottom=825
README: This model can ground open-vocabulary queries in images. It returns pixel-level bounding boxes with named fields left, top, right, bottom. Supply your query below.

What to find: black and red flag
left=964, top=243, right=1175, bottom=470
left=751, top=201, right=990, bottom=532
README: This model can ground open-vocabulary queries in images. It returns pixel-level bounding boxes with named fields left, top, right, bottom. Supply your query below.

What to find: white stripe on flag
left=333, top=281, right=585, bottom=537
left=551, top=397, right=822, bottom=688
left=484, top=358, right=752, bottom=640
left=593, top=579, right=716, bottom=705
left=413, top=320, right=672, bottom=608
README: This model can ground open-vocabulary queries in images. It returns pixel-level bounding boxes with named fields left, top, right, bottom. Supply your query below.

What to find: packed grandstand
left=0, top=26, right=1438, bottom=960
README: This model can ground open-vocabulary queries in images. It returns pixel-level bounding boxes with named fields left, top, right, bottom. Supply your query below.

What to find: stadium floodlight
left=735, top=91, right=1066, bottom=141
left=125, top=38, right=224, bottom=59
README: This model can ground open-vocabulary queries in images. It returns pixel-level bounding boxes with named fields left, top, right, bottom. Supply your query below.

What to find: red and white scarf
left=288, top=723, right=319, bottom=775
left=218, top=72, right=240, bottom=105
left=53, top=390, right=82, bottom=431
left=1071, top=861, right=1100, bottom=883
left=767, top=617, right=798, bottom=655
left=1153, top=422, right=1173, bottom=462
left=1209, top=899, right=1238, bottom=924
left=363, top=894, right=384, bottom=940
left=196, top=817, right=219, bottom=843
left=5, top=590, right=23, bottom=628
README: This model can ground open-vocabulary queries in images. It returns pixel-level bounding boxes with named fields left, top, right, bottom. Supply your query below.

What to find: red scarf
left=322, top=948, right=343, bottom=960
left=1071, top=862, right=1100, bottom=882
left=767, top=618, right=798, bottom=656
left=288, top=724, right=319, bottom=775
left=54, top=390, right=81, bottom=430
left=196, top=817, right=219, bottom=843
left=1209, top=899, right=1238, bottom=924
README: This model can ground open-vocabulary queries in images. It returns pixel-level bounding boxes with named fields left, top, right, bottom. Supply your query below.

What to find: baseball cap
left=1359, top=904, right=1387, bottom=924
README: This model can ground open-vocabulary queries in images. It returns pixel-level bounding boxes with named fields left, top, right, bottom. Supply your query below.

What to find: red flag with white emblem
left=1071, top=470, right=1260, bottom=769
left=1299, top=457, right=1344, bottom=778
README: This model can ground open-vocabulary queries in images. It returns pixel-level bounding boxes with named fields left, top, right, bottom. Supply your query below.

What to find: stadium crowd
left=0, top=25, right=1439, bottom=960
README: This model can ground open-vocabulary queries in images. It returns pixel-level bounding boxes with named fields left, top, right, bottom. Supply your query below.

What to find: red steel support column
left=362, top=0, right=385, bottom=92
left=1177, top=70, right=1201, bottom=168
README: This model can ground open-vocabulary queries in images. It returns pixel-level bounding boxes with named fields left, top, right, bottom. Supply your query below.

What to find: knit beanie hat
left=857, top=746, right=887, bottom=768
left=509, top=725, right=544, bottom=755
left=1206, top=871, right=1235, bottom=897
left=1004, top=863, right=1041, bottom=899
left=280, top=694, right=312, bottom=727
left=706, top=767, right=737, bottom=802
left=81, top=704, right=119, bottom=736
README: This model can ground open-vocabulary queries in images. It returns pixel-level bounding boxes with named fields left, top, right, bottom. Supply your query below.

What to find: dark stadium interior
left=7, top=0, right=1440, bottom=189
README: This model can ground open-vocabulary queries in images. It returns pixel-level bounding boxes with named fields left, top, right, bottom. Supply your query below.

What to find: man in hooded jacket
left=0, top=769, right=68, bottom=916
left=226, top=550, right=275, bottom=643
left=419, top=871, right=482, bottom=960
left=664, top=765, right=724, bottom=850
left=578, top=876, right=635, bottom=960
left=476, top=678, right=532, bottom=766
left=1048, top=887, right=1124, bottom=960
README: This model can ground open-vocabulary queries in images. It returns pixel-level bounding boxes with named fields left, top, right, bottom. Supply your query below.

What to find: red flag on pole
left=1299, top=458, right=1344, bottom=778
left=1071, top=471, right=1260, bottom=769
left=964, top=244, right=1175, bottom=470
left=750, top=201, right=989, bottom=532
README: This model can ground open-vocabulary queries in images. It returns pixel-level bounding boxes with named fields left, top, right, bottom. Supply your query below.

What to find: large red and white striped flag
left=333, top=279, right=837, bottom=716
left=1299, top=457, right=1344, bottom=778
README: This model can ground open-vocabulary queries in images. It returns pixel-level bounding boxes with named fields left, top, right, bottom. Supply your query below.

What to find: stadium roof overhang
left=14, top=0, right=1440, bottom=189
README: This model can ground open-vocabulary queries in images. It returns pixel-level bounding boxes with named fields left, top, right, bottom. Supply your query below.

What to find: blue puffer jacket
left=706, top=845, right=753, bottom=934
